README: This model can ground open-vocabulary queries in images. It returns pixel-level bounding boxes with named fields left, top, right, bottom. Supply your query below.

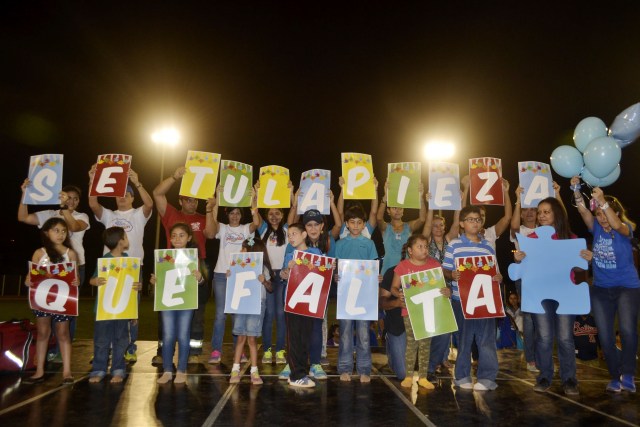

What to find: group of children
left=22, top=174, right=638, bottom=396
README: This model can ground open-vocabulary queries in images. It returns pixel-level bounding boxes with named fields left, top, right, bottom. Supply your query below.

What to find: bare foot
left=174, top=372, right=187, bottom=384
left=110, top=376, right=124, bottom=384
left=89, top=376, right=103, bottom=383
left=157, top=372, right=173, bottom=384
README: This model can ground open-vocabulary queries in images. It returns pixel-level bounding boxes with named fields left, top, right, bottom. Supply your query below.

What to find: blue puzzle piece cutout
left=508, top=225, right=590, bottom=315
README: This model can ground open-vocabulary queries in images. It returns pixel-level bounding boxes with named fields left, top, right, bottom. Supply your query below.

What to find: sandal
left=62, top=377, right=75, bottom=385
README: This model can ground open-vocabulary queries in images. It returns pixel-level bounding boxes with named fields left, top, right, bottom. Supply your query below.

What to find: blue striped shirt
left=442, top=234, right=496, bottom=301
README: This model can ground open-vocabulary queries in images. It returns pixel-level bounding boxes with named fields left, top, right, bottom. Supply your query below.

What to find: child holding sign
left=154, top=223, right=205, bottom=384
left=89, top=227, right=142, bottom=383
left=24, top=218, right=79, bottom=384
left=229, top=237, right=274, bottom=385
left=443, top=206, right=502, bottom=391
left=390, top=234, right=449, bottom=389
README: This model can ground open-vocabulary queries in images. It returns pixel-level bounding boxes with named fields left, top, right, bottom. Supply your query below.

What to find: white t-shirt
left=214, top=223, right=252, bottom=273
left=481, top=225, right=499, bottom=251
left=36, top=209, right=90, bottom=265
left=258, top=222, right=288, bottom=270
left=97, top=207, right=151, bottom=261
left=510, top=225, right=535, bottom=249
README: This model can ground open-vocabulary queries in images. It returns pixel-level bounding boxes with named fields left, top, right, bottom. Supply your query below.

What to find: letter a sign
left=284, top=251, right=334, bottom=318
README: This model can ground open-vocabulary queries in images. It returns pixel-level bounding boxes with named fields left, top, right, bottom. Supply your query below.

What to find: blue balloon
left=573, top=117, right=607, bottom=152
left=550, top=145, right=584, bottom=178
left=581, top=164, right=620, bottom=187
left=609, top=102, right=640, bottom=147
left=583, top=136, right=621, bottom=178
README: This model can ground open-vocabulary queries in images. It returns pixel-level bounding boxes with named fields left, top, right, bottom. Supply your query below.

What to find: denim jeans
left=91, top=319, right=128, bottom=378
left=386, top=331, right=407, bottom=380
left=261, top=271, right=286, bottom=352
left=211, top=272, right=232, bottom=352
left=162, top=309, right=195, bottom=372
left=189, top=261, right=210, bottom=355
left=428, top=333, right=451, bottom=373
left=338, top=320, right=371, bottom=375
left=591, top=286, right=640, bottom=379
left=452, top=299, right=499, bottom=384
left=516, top=280, right=536, bottom=363
left=531, top=299, right=576, bottom=383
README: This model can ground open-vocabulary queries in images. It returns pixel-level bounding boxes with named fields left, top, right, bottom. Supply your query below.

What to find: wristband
left=570, top=183, right=581, bottom=192
left=136, top=183, right=142, bottom=188
left=600, top=202, right=610, bottom=210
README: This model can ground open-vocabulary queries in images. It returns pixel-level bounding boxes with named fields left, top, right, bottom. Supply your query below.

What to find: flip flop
left=23, top=376, right=45, bottom=384
left=62, top=377, right=75, bottom=385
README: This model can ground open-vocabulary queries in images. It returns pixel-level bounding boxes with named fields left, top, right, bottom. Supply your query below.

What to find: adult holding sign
left=153, top=166, right=215, bottom=365
left=88, top=164, right=153, bottom=362
left=512, top=197, right=592, bottom=395
left=23, top=218, right=79, bottom=385
left=377, top=180, right=426, bottom=274
left=208, top=184, right=260, bottom=364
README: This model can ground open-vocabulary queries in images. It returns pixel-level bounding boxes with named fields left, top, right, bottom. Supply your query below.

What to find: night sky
left=3, top=2, right=640, bottom=277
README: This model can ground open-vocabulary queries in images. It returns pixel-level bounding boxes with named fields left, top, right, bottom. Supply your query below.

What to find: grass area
left=0, top=296, right=340, bottom=343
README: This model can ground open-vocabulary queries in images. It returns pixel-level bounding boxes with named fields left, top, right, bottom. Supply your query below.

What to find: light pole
left=423, top=140, right=456, bottom=216
left=151, top=127, right=181, bottom=249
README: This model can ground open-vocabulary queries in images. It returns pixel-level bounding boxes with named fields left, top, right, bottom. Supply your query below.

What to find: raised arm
left=87, top=164, right=104, bottom=220
left=422, top=193, right=434, bottom=240
left=337, top=176, right=345, bottom=222
left=511, top=185, right=523, bottom=238
left=492, top=178, right=512, bottom=236
left=376, top=180, right=389, bottom=233
left=249, top=187, right=260, bottom=232
left=460, top=175, right=470, bottom=208
left=18, top=179, right=41, bottom=225
left=368, top=177, right=379, bottom=229
left=408, top=182, right=426, bottom=232
left=571, top=176, right=594, bottom=231
left=210, top=185, right=221, bottom=236
left=553, top=181, right=566, bottom=211
left=287, top=186, right=300, bottom=225
left=204, top=196, right=216, bottom=239
left=446, top=208, right=461, bottom=242
left=592, top=186, right=629, bottom=236
left=329, top=190, right=342, bottom=239
left=129, top=169, right=154, bottom=217
left=153, top=166, right=185, bottom=217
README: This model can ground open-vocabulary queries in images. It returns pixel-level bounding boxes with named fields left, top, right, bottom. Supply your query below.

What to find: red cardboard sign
left=89, top=154, right=132, bottom=197
left=469, top=157, right=504, bottom=206
left=28, top=261, right=78, bottom=316
left=455, top=255, right=504, bottom=319
left=284, top=251, right=335, bottom=319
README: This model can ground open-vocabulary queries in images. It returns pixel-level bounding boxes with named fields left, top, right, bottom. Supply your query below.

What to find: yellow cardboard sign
left=341, top=153, right=376, bottom=199
left=258, top=165, right=290, bottom=208
left=96, top=257, right=140, bottom=321
left=179, top=151, right=221, bottom=200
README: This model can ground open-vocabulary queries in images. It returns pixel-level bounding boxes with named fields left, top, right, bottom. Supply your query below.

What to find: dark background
left=2, top=2, right=640, bottom=288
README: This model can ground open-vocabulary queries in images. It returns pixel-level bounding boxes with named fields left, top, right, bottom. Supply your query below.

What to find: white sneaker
left=473, top=382, right=489, bottom=391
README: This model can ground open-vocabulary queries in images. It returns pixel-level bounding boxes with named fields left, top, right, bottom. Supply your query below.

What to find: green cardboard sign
left=387, top=162, right=421, bottom=208
left=154, top=249, right=199, bottom=311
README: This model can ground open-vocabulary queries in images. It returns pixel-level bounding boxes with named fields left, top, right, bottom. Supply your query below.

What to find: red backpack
left=0, top=319, right=38, bottom=372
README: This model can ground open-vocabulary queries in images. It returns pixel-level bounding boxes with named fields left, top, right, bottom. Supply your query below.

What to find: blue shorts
left=232, top=301, right=265, bottom=337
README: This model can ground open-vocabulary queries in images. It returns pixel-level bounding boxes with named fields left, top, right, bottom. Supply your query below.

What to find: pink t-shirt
left=394, top=257, right=442, bottom=316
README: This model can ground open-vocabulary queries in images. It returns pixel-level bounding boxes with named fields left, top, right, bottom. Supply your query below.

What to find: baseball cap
left=302, top=209, right=323, bottom=225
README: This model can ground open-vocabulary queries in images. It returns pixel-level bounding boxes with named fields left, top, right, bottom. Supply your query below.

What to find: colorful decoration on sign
left=225, top=252, right=264, bottom=315
left=336, top=259, right=379, bottom=321
left=89, top=154, right=132, bottom=198
left=154, top=249, right=199, bottom=311
left=23, top=154, right=64, bottom=205
left=469, top=157, right=504, bottom=206
left=401, top=267, right=457, bottom=340
left=284, top=251, right=335, bottom=318
left=455, top=255, right=505, bottom=319
left=219, top=160, right=253, bottom=207
left=179, top=151, right=221, bottom=200
left=387, top=162, right=421, bottom=209
left=428, top=161, right=461, bottom=211
left=28, top=261, right=78, bottom=316
left=341, top=153, right=376, bottom=200
left=258, top=165, right=290, bottom=208
left=96, top=257, right=140, bottom=321
left=297, top=169, right=331, bottom=215
left=518, top=161, right=554, bottom=208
